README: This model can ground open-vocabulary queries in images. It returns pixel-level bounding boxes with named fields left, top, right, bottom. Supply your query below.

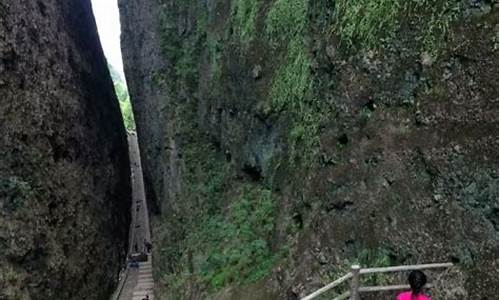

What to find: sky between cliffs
left=90, top=0, right=125, bottom=78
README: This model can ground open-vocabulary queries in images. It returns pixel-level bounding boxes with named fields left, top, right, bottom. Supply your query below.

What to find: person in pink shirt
left=396, top=270, right=431, bottom=300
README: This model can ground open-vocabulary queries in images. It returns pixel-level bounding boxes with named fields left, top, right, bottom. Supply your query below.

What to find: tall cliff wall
left=0, top=1, right=131, bottom=299
left=119, top=0, right=168, bottom=215
left=120, top=0, right=498, bottom=299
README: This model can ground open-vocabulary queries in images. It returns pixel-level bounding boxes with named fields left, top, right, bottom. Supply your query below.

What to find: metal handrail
left=359, top=283, right=434, bottom=292
left=333, top=291, right=350, bottom=300
left=330, top=284, right=436, bottom=300
left=360, top=263, right=453, bottom=274
left=301, top=273, right=353, bottom=300
left=301, top=262, right=453, bottom=300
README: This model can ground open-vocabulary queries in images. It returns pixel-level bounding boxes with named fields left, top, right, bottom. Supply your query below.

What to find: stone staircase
left=131, top=256, right=154, bottom=300
left=112, top=134, right=155, bottom=300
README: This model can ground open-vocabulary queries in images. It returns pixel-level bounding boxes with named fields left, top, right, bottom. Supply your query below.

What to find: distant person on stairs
left=396, top=270, right=431, bottom=300
left=129, top=256, right=139, bottom=269
left=144, top=239, right=152, bottom=253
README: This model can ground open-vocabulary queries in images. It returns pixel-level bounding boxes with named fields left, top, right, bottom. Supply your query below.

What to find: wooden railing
left=301, top=262, right=453, bottom=300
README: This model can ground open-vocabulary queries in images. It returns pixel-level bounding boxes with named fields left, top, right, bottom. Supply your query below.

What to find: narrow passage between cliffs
left=111, top=134, right=154, bottom=300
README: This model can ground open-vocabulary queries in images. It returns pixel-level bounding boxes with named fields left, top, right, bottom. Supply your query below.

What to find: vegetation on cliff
left=109, top=64, right=136, bottom=132
left=119, top=0, right=498, bottom=298
left=333, top=0, right=462, bottom=55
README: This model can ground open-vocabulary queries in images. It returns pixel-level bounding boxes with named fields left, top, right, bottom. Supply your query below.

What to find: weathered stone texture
left=0, top=1, right=131, bottom=299
left=120, top=0, right=498, bottom=299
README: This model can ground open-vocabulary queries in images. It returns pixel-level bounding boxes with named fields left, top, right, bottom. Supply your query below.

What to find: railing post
left=350, top=265, right=361, bottom=300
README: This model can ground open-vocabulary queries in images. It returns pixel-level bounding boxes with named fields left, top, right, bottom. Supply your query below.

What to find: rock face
left=119, top=0, right=169, bottom=214
left=120, top=0, right=497, bottom=299
left=0, top=1, right=131, bottom=299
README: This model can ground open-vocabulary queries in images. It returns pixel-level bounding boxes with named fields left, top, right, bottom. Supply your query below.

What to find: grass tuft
left=333, top=0, right=462, bottom=54
left=190, top=185, right=278, bottom=289
left=334, top=0, right=401, bottom=50
left=265, top=0, right=308, bottom=45
left=269, top=39, right=312, bottom=113
left=233, top=0, right=260, bottom=46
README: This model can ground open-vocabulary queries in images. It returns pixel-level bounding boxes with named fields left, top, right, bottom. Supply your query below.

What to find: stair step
left=132, top=295, right=154, bottom=300
left=139, top=265, right=152, bottom=269
left=133, top=291, right=153, bottom=297
left=132, top=296, right=154, bottom=300
left=138, top=271, right=152, bottom=275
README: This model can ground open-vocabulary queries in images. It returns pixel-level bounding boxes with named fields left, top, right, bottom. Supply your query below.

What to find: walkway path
left=112, top=133, right=154, bottom=300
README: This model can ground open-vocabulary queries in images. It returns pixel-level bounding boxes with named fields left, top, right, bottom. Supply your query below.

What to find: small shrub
left=355, top=248, right=394, bottom=286
left=189, top=185, right=278, bottom=289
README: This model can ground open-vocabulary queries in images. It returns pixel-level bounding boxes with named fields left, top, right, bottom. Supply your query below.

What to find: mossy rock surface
left=119, top=0, right=498, bottom=298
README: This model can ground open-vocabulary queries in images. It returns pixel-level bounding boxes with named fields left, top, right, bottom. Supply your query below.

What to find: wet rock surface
left=0, top=1, right=131, bottom=299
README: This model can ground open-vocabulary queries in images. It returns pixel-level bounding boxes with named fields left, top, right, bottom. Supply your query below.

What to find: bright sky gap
left=90, top=0, right=125, bottom=78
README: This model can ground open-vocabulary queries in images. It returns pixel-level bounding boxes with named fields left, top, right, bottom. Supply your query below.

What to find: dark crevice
left=364, top=98, right=376, bottom=111
left=37, top=1, right=47, bottom=17
left=292, top=212, right=303, bottom=229
left=242, top=163, right=263, bottom=181
left=327, top=200, right=354, bottom=212
left=337, top=133, right=349, bottom=145
left=48, top=135, right=70, bottom=162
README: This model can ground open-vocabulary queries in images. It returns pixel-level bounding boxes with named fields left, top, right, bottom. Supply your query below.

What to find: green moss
left=207, top=35, right=222, bottom=83
left=415, top=0, right=462, bottom=56
left=151, top=80, right=280, bottom=294
left=191, top=185, right=278, bottom=289
left=269, top=39, right=312, bottom=113
left=333, top=0, right=461, bottom=54
left=334, top=0, right=400, bottom=50
left=154, top=172, right=280, bottom=293
left=265, top=0, right=308, bottom=45
left=233, top=0, right=260, bottom=46
left=174, top=42, right=201, bottom=87
left=267, top=36, right=326, bottom=166
left=263, top=0, right=332, bottom=167
left=354, top=248, right=394, bottom=285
